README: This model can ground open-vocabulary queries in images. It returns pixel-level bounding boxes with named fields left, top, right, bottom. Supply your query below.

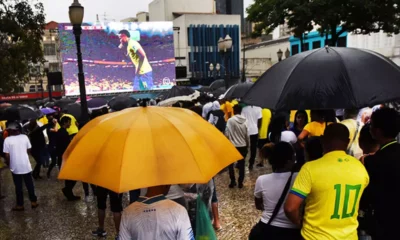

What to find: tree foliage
left=0, top=0, right=45, bottom=93
left=246, top=0, right=400, bottom=46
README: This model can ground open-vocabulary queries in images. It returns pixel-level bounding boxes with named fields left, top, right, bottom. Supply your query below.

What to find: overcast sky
left=41, top=0, right=254, bottom=22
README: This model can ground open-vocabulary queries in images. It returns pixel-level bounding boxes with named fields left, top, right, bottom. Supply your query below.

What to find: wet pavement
left=0, top=159, right=272, bottom=240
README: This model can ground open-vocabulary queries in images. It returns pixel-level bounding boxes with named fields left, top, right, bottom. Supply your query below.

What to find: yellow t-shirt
left=303, top=121, right=329, bottom=137
left=127, top=39, right=152, bottom=74
left=0, top=121, right=6, bottom=131
left=38, top=116, right=48, bottom=125
left=61, top=114, right=79, bottom=136
left=291, top=151, right=369, bottom=240
left=259, top=109, right=272, bottom=139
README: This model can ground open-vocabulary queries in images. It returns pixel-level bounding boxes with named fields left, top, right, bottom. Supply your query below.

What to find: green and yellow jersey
left=291, top=151, right=369, bottom=240
left=127, top=39, right=152, bottom=74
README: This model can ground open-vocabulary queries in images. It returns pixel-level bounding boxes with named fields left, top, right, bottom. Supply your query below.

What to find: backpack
left=210, top=110, right=226, bottom=133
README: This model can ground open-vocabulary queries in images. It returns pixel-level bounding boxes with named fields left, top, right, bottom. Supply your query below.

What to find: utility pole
left=242, top=43, right=246, bottom=82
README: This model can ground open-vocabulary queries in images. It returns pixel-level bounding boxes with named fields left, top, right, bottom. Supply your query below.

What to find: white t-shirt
left=119, top=195, right=194, bottom=240
left=3, top=134, right=32, bottom=174
left=241, top=106, right=262, bottom=135
left=268, top=131, right=297, bottom=145
left=202, top=102, right=213, bottom=119
left=254, top=172, right=299, bottom=229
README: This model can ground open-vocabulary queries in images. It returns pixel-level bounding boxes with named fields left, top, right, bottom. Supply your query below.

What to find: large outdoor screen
left=59, top=22, right=176, bottom=96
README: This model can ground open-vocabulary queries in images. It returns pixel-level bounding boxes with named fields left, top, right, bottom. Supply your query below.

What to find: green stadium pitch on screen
left=58, top=21, right=176, bottom=96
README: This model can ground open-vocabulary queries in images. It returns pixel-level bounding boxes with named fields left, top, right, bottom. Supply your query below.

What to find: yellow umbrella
left=59, top=107, right=242, bottom=193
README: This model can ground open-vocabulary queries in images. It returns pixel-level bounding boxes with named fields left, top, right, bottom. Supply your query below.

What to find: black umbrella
left=108, top=95, right=137, bottom=111
left=222, top=82, right=253, bottom=100
left=243, top=47, right=400, bottom=110
left=87, top=98, right=108, bottom=110
left=0, top=105, right=40, bottom=121
left=198, top=86, right=211, bottom=93
left=209, top=79, right=225, bottom=90
left=212, top=87, right=226, bottom=98
left=63, top=103, right=81, bottom=121
left=161, top=86, right=195, bottom=100
left=55, top=98, right=74, bottom=109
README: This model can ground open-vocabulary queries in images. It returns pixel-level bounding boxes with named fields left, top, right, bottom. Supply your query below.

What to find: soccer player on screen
left=118, top=30, right=153, bottom=91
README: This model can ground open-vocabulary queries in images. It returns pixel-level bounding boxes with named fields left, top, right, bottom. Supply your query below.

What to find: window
left=337, top=36, right=347, bottom=47
left=312, top=41, right=321, bottom=49
left=49, top=63, right=59, bottom=72
left=29, top=85, right=36, bottom=92
left=44, top=43, right=56, bottom=56
left=37, top=85, right=43, bottom=91
left=302, top=43, right=309, bottom=52
left=292, top=44, right=299, bottom=55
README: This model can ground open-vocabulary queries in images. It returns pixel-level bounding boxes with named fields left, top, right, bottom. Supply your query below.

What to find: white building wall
left=347, top=31, right=400, bottom=65
left=149, top=0, right=166, bottom=21
left=149, top=0, right=213, bottom=21
left=136, top=12, right=149, bottom=22
left=245, top=40, right=290, bottom=65
left=173, top=14, right=241, bottom=76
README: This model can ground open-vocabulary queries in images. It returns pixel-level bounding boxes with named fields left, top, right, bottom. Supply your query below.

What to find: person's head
left=359, top=123, right=379, bottom=154
left=304, top=137, right=323, bottom=162
left=190, top=105, right=202, bottom=116
left=322, top=123, right=350, bottom=153
left=344, top=109, right=359, bottom=120
left=233, top=104, right=242, bottom=115
left=269, top=112, right=289, bottom=143
left=60, top=116, right=71, bottom=129
left=268, top=142, right=295, bottom=172
left=46, top=114, right=54, bottom=121
left=28, top=119, right=38, bottom=129
left=294, top=110, right=308, bottom=129
left=370, top=108, right=400, bottom=143
left=118, top=30, right=130, bottom=43
left=211, top=101, right=220, bottom=111
left=310, top=110, right=325, bottom=122
left=324, top=109, right=337, bottom=123
left=7, top=121, right=21, bottom=136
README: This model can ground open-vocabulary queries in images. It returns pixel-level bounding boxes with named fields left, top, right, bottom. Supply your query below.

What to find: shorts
left=258, top=138, right=269, bottom=149
left=96, top=186, right=123, bottom=213
left=133, top=72, right=153, bottom=91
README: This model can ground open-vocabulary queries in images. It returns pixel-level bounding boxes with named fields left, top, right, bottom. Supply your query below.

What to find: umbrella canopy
left=40, top=107, right=56, bottom=115
left=108, top=95, right=138, bottom=111
left=0, top=105, right=40, bottom=121
left=87, top=98, right=108, bottom=111
left=161, top=86, right=195, bottom=100
left=58, top=107, right=242, bottom=193
left=211, top=87, right=226, bottom=98
left=75, top=96, right=92, bottom=103
left=63, top=103, right=81, bottom=121
left=243, top=47, right=400, bottom=110
left=198, top=86, right=211, bottom=93
left=158, top=91, right=200, bottom=107
left=55, top=98, right=74, bottom=109
left=222, top=82, right=253, bottom=100
left=209, top=79, right=225, bottom=90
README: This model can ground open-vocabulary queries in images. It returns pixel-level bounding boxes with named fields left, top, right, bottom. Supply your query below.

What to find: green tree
left=247, top=0, right=400, bottom=47
left=0, top=0, right=45, bottom=93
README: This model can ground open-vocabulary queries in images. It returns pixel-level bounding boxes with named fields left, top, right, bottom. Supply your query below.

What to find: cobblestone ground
left=0, top=159, right=272, bottom=240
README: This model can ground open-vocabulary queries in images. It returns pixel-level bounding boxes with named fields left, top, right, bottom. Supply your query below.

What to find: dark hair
left=190, top=106, right=202, bottom=116
left=323, top=123, right=350, bottom=142
left=294, top=110, right=309, bottom=129
left=269, top=142, right=295, bottom=171
left=359, top=123, right=378, bottom=150
left=344, top=109, right=359, bottom=119
left=60, top=116, right=71, bottom=125
left=324, top=109, right=337, bottom=123
left=233, top=104, right=242, bottom=115
left=118, top=29, right=130, bottom=38
left=269, top=112, right=289, bottom=143
left=311, top=110, right=325, bottom=122
left=371, top=108, right=400, bottom=138
left=305, top=137, right=323, bottom=161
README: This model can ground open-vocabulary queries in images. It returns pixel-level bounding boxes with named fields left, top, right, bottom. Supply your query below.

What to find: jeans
left=249, top=134, right=259, bottom=167
left=229, top=147, right=248, bottom=184
left=133, top=72, right=153, bottom=91
left=47, top=145, right=60, bottom=176
left=12, top=172, right=37, bottom=206
left=31, top=149, right=44, bottom=178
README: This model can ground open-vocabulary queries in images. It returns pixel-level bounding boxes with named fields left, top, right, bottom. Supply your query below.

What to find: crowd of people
left=0, top=95, right=399, bottom=240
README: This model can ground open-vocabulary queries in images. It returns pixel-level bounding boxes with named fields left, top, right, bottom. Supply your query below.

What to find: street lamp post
left=285, top=48, right=291, bottom=59
left=277, top=49, right=283, bottom=62
left=218, top=35, right=233, bottom=89
left=44, top=61, right=52, bottom=101
left=69, top=0, right=89, bottom=124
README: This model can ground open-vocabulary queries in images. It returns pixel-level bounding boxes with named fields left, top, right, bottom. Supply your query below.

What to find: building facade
left=215, top=0, right=244, bottom=32
left=149, top=0, right=214, bottom=21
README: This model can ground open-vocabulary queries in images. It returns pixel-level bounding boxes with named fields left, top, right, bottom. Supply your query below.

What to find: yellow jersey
left=259, top=109, right=272, bottom=139
left=38, top=116, right=49, bottom=125
left=303, top=121, right=329, bottom=137
left=291, top=151, right=369, bottom=240
left=127, top=39, right=152, bottom=74
left=61, top=114, right=79, bottom=136
left=0, top=120, right=6, bottom=131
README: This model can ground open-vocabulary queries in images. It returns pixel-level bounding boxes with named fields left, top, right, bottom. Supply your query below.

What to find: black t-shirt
left=363, top=142, right=400, bottom=238
left=56, top=128, right=71, bottom=156
left=29, top=124, right=48, bottom=152
left=46, top=122, right=57, bottom=146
